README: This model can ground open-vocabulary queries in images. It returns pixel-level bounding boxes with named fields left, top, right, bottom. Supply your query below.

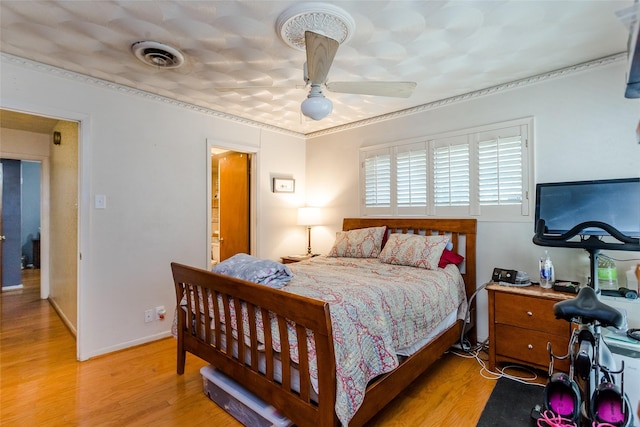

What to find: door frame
left=0, top=102, right=90, bottom=361
left=0, top=154, right=50, bottom=297
left=206, top=139, right=258, bottom=269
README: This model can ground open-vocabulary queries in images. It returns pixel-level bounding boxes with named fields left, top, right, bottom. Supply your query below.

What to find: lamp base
left=306, top=226, right=313, bottom=256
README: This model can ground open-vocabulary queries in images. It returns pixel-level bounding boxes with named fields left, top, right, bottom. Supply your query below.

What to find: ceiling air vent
left=131, top=41, right=185, bottom=69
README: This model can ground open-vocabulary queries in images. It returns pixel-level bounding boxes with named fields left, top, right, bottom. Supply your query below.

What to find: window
left=433, top=136, right=469, bottom=207
left=360, top=118, right=532, bottom=219
left=477, top=128, right=524, bottom=207
left=363, top=148, right=391, bottom=215
left=396, top=143, right=427, bottom=208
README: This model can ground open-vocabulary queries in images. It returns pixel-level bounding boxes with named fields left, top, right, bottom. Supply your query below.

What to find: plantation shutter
left=396, top=142, right=427, bottom=213
left=359, top=118, right=531, bottom=219
left=361, top=148, right=392, bottom=215
left=477, top=126, right=525, bottom=205
left=432, top=136, right=470, bottom=207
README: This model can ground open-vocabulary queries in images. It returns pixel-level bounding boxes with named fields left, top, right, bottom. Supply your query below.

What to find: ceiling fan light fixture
left=301, top=86, right=333, bottom=120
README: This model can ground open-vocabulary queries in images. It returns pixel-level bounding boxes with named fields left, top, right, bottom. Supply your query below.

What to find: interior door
left=0, top=159, right=22, bottom=288
left=218, top=152, right=250, bottom=261
left=0, top=162, right=3, bottom=287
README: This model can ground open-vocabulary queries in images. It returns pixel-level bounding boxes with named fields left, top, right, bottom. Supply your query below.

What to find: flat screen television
left=534, top=178, right=640, bottom=237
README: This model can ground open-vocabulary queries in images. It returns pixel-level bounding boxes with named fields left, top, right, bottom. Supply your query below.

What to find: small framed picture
left=273, top=177, right=295, bottom=193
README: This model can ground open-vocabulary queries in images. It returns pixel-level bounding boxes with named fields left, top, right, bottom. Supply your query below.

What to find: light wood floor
left=2, top=270, right=504, bottom=426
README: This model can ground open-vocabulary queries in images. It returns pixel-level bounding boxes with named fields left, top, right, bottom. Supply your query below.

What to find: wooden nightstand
left=281, top=255, right=312, bottom=264
left=487, top=283, right=576, bottom=373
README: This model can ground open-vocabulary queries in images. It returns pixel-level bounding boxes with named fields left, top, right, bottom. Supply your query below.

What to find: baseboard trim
left=48, top=297, right=77, bottom=336
left=80, top=331, right=173, bottom=361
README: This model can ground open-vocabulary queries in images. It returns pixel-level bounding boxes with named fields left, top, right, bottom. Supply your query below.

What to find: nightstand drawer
left=495, top=324, right=570, bottom=371
left=494, top=292, right=568, bottom=336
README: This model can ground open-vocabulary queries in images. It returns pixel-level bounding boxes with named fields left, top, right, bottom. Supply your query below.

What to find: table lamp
left=297, top=207, right=321, bottom=255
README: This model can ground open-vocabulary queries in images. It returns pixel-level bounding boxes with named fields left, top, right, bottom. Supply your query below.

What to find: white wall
left=306, top=60, right=640, bottom=340
left=257, top=130, right=310, bottom=257
left=1, top=56, right=307, bottom=359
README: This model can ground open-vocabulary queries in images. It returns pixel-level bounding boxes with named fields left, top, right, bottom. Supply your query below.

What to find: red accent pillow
left=381, top=226, right=389, bottom=249
left=438, top=249, right=464, bottom=268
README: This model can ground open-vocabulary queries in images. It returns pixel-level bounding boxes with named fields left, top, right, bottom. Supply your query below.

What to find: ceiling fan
left=217, top=31, right=417, bottom=121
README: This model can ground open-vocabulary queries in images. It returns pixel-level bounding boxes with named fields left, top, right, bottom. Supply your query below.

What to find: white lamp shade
left=301, top=96, right=333, bottom=121
left=297, top=207, right=321, bottom=226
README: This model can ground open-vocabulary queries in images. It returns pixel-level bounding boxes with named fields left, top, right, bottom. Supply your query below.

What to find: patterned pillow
left=379, top=233, right=450, bottom=270
left=328, top=226, right=386, bottom=258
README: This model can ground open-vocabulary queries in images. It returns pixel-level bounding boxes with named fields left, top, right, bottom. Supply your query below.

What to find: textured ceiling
left=0, top=1, right=634, bottom=135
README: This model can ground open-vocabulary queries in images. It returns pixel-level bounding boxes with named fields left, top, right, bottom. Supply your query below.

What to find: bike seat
left=553, top=286, right=624, bottom=328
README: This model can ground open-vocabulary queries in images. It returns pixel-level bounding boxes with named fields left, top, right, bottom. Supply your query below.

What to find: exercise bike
left=533, top=220, right=639, bottom=427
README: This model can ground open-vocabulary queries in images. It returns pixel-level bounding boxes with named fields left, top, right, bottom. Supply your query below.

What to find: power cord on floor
left=453, top=280, right=544, bottom=386
left=448, top=345, right=544, bottom=386
left=458, top=281, right=490, bottom=353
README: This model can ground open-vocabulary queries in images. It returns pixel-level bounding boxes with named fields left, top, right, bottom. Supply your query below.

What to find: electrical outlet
left=144, top=309, right=153, bottom=323
left=155, top=305, right=166, bottom=321
left=95, top=194, right=107, bottom=209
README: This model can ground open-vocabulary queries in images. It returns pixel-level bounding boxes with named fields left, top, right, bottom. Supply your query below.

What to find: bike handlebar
left=533, top=219, right=640, bottom=252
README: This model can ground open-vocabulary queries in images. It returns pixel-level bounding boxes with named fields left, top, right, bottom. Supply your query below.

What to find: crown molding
left=2, top=51, right=626, bottom=139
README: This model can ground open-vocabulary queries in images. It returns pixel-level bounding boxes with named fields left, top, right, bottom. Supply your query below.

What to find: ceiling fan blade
left=215, top=85, right=304, bottom=92
left=305, top=31, right=339, bottom=84
left=326, top=81, right=417, bottom=98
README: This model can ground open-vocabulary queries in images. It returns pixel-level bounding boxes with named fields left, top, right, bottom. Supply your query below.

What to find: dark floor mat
left=477, top=377, right=543, bottom=427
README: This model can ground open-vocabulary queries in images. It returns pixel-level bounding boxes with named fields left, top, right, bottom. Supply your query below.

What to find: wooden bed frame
left=172, top=218, right=477, bottom=426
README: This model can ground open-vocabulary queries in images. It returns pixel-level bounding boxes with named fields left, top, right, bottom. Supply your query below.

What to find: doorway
left=0, top=159, right=41, bottom=290
left=0, top=109, right=79, bottom=338
left=207, top=140, right=257, bottom=267
left=0, top=159, right=23, bottom=289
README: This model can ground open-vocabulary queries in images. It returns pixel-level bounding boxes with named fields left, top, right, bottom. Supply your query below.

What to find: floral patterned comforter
left=283, top=256, right=467, bottom=425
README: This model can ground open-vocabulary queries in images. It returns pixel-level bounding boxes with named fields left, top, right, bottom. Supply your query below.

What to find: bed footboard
left=171, top=262, right=338, bottom=427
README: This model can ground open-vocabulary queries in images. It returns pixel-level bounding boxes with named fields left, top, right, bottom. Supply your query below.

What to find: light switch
left=95, top=194, right=107, bottom=209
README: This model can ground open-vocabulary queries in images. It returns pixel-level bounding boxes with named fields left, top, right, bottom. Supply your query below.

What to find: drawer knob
left=528, top=344, right=533, bottom=350
left=527, top=311, right=533, bottom=316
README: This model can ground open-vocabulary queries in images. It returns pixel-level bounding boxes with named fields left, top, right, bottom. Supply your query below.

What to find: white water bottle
left=540, top=251, right=554, bottom=288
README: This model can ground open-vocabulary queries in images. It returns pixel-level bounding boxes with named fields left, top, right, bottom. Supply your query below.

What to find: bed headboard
left=342, top=218, right=477, bottom=300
